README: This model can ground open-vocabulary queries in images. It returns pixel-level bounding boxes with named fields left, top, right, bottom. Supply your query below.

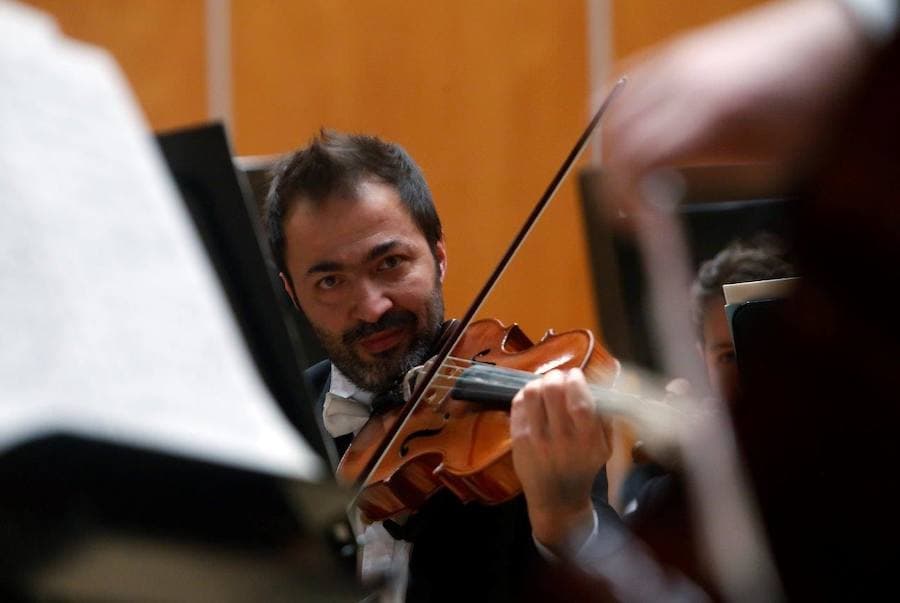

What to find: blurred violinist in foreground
left=514, top=235, right=797, bottom=601
left=524, top=0, right=899, bottom=599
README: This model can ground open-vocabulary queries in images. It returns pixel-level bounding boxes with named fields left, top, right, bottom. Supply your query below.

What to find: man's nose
left=351, top=280, right=393, bottom=323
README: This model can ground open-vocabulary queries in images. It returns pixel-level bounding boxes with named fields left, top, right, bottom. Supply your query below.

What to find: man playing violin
left=265, top=130, right=617, bottom=602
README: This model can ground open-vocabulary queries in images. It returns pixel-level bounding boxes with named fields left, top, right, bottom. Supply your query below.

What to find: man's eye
left=378, top=255, right=404, bottom=271
left=718, top=351, right=736, bottom=365
left=316, top=275, right=341, bottom=290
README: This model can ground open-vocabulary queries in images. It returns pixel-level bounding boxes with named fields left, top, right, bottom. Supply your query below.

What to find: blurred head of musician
left=690, top=233, right=794, bottom=405
left=265, top=130, right=447, bottom=397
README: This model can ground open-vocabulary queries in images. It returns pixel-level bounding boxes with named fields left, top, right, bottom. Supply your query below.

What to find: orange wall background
left=230, top=0, right=593, bottom=341
left=24, top=0, right=208, bottom=131
left=22, top=0, right=768, bottom=343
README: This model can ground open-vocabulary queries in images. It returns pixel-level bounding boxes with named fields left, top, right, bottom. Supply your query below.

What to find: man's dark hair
left=691, top=232, right=796, bottom=338
left=265, top=130, right=442, bottom=276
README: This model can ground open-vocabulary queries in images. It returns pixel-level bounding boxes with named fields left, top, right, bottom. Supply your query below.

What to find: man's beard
left=314, top=285, right=444, bottom=397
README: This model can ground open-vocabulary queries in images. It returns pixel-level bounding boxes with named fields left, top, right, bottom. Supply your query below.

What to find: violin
left=339, top=317, right=698, bottom=522
left=337, top=318, right=618, bottom=522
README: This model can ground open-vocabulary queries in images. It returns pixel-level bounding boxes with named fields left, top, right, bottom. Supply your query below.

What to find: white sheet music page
left=0, top=2, right=324, bottom=481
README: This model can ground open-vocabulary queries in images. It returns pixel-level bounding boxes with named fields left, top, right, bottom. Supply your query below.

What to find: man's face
left=700, top=296, right=738, bottom=405
left=281, top=179, right=446, bottom=394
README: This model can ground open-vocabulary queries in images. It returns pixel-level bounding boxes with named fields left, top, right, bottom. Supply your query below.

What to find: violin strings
left=418, top=383, right=665, bottom=426
left=428, top=361, right=607, bottom=398
left=436, top=359, right=693, bottom=412
left=427, top=367, right=532, bottom=394
left=424, top=379, right=640, bottom=406
left=435, top=358, right=536, bottom=381
left=420, top=360, right=694, bottom=430
left=428, top=358, right=629, bottom=397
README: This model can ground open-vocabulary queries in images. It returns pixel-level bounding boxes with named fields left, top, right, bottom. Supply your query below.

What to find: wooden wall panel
left=22, top=0, right=207, bottom=132
left=18, top=0, right=773, bottom=346
left=232, top=0, right=597, bottom=338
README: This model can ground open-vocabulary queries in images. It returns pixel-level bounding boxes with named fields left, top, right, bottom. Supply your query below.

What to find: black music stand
left=156, top=124, right=332, bottom=462
left=234, top=153, right=328, bottom=367
left=1, top=435, right=359, bottom=601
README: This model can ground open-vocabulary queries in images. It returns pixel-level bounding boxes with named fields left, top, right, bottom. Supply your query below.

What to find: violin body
left=337, top=318, right=619, bottom=523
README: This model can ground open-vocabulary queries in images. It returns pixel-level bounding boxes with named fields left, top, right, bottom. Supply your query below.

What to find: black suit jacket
left=304, top=360, right=621, bottom=602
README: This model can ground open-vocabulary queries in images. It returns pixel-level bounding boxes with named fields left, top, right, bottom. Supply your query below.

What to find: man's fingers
left=541, top=370, right=574, bottom=440
left=513, top=368, right=613, bottom=466
left=565, top=369, right=612, bottom=458
left=510, top=389, right=528, bottom=440
left=513, top=378, right=549, bottom=444
left=563, top=368, right=592, bottom=418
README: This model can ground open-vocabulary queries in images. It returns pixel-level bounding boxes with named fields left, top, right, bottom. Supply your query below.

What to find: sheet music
left=723, top=276, right=800, bottom=305
left=0, top=2, right=323, bottom=481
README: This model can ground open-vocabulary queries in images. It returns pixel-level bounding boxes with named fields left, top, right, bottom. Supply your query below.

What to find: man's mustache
left=342, top=310, right=417, bottom=346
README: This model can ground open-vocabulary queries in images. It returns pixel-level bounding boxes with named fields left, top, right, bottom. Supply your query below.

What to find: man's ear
left=434, top=239, right=447, bottom=283
left=279, top=272, right=300, bottom=309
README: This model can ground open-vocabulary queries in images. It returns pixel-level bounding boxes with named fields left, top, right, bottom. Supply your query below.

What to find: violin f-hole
left=400, top=426, right=446, bottom=456
left=472, top=348, right=496, bottom=364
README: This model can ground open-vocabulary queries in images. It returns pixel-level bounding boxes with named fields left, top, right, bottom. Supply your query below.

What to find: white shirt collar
left=328, top=364, right=374, bottom=407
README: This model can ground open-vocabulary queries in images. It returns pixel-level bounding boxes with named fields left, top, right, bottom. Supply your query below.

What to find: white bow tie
left=322, top=392, right=372, bottom=437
